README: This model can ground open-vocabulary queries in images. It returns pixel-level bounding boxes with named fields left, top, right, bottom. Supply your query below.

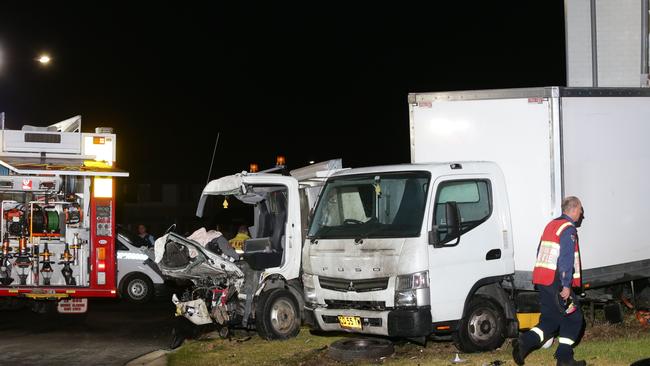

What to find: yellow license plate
left=338, top=315, right=362, bottom=330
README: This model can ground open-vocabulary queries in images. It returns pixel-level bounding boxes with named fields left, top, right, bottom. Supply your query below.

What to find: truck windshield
left=308, top=172, right=430, bottom=239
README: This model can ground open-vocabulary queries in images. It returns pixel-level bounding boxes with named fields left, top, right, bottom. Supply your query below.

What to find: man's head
left=137, top=224, right=148, bottom=235
left=562, top=196, right=584, bottom=226
left=238, top=225, right=248, bottom=234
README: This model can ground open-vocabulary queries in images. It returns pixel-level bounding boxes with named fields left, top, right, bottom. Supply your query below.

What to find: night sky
left=0, top=2, right=566, bottom=185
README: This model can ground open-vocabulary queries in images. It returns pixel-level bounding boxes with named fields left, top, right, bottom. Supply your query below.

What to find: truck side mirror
left=428, top=230, right=438, bottom=246
left=446, top=201, right=461, bottom=239
left=429, top=201, right=461, bottom=248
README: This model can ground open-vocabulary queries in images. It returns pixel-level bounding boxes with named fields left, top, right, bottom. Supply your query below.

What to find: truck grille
left=325, top=299, right=387, bottom=311
left=318, top=276, right=389, bottom=293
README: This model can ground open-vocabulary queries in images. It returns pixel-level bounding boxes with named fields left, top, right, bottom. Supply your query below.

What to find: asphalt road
left=0, top=298, right=175, bottom=366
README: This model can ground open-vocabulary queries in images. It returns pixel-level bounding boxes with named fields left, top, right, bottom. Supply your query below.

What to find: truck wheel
left=121, top=273, right=154, bottom=303
left=255, top=288, right=301, bottom=340
left=453, top=295, right=506, bottom=353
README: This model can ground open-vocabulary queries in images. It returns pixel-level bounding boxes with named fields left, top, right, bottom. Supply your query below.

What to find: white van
left=116, top=228, right=164, bottom=303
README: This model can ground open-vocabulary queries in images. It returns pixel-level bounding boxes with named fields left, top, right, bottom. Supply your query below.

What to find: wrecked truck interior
left=156, top=179, right=301, bottom=345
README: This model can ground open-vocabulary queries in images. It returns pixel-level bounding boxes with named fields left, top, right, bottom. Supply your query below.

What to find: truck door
left=426, top=175, right=506, bottom=322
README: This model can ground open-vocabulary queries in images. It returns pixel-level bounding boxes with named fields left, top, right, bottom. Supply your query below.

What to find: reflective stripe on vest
left=532, top=218, right=581, bottom=287
left=572, top=243, right=582, bottom=286
left=534, top=241, right=561, bottom=270
left=555, top=222, right=573, bottom=236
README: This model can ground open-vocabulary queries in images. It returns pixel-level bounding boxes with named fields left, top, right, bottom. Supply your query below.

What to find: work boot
left=512, top=337, right=527, bottom=366
left=556, top=359, right=587, bottom=366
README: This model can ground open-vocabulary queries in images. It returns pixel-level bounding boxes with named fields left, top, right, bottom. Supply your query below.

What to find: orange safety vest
left=229, top=232, right=250, bottom=251
left=532, top=218, right=582, bottom=287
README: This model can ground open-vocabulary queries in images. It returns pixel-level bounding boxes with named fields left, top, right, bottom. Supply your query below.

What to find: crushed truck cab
left=157, top=160, right=342, bottom=340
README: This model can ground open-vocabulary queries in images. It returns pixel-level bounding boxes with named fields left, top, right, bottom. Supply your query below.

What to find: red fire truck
left=0, top=115, right=128, bottom=313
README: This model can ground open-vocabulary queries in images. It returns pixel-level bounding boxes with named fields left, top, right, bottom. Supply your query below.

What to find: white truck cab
left=197, top=173, right=303, bottom=283
left=303, top=162, right=515, bottom=350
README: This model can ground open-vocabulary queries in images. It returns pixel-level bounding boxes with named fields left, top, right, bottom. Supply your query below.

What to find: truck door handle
left=486, top=249, right=501, bottom=260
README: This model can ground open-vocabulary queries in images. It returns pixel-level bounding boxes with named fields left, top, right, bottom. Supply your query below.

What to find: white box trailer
left=302, top=87, right=650, bottom=353
left=409, top=86, right=650, bottom=290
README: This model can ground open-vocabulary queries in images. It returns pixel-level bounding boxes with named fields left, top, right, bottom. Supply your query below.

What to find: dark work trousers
left=519, top=278, right=584, bottom=361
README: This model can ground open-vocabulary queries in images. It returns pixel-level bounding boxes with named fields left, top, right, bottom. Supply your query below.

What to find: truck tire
left=255, top=288, right=301, bottom=340
left=453, top=295, right=506, bottom=353
left=121, top=273, right=154, bottom=303
left=327, top=338, right=394, bottom=362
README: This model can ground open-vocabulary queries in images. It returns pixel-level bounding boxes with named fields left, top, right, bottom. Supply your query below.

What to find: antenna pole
left=206, top=133, right=220, bottom=185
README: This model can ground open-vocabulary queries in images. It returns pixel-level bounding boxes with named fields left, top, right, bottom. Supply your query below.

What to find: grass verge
left=169, top=313, right=650, bottom=366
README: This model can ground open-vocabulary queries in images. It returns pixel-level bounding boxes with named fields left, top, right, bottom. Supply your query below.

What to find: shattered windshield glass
left=308, top=171, right=430, bottom=239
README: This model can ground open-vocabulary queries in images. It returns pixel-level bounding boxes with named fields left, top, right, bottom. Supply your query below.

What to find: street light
left=37, top=53, right=51, bottom=65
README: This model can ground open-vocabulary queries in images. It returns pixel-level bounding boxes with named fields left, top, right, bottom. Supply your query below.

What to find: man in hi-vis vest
left=513, top=196, right=586, bottom=366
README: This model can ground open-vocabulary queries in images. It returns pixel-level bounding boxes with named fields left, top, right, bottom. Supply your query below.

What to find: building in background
left=566, top=0, right=650, bottom=87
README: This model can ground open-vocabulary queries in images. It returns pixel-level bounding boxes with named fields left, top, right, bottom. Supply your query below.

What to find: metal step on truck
left=0, top=115, right=128, bottom=313
left=301, top=87, right=650, bottom=352
left=154, top=159, right=344, bottom=342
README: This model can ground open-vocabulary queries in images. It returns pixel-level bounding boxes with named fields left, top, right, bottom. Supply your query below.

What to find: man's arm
left=558, top=225, right=577, bottom=291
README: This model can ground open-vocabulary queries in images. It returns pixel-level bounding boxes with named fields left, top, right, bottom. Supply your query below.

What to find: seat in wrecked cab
left=242, top=194, right=286, bottom=270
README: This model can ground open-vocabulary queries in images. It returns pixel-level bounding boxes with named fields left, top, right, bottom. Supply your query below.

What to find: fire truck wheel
left=453, top=295, right=506, bottom=353
left=121, top=273, right=154, bottom=303
left=255, top=288, right=301, bottom=340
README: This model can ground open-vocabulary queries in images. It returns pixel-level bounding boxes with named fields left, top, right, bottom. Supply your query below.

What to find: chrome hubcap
left=128, top=279, right=147, bottom=300
left=270, top=298, right=296, bottom=334
left=468, top=308, right=497, bottom=343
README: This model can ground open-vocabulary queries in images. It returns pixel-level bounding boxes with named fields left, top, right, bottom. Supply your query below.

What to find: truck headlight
left=304, top=286, right=317, bottom=305
left=395, top=271, right=429, bottom=307
left=302, top=274, right=318, bottom=305
left=395, top=290, right=417, bottom=307
left=186, top=306, right=196, bottom=316
left=302, top=273, right=315, bottom=288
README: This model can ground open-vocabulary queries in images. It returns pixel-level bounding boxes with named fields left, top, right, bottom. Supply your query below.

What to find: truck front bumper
left=305, top=305, right=432, bottom=337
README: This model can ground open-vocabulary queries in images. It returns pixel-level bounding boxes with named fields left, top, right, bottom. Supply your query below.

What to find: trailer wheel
left=255, top=288, right=301, bottom=340
left=453, top=295, right=506, bottom=353
left=121, top=273, right=154, bottom=303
